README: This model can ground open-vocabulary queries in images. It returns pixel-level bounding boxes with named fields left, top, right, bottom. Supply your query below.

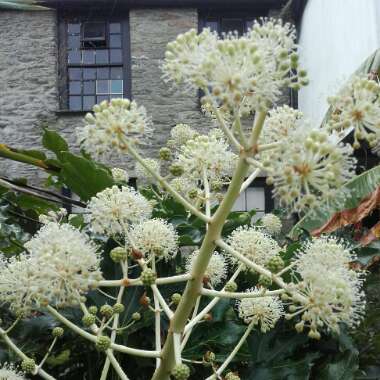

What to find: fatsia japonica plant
left=0, top=18, right=379, bottom=380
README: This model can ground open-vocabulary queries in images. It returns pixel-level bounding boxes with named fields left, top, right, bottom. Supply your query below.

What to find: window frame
left=57, top=10, right=132, bottom=113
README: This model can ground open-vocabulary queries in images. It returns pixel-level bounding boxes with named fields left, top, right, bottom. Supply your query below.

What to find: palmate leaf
left=290, top=166, right=380, bottom=239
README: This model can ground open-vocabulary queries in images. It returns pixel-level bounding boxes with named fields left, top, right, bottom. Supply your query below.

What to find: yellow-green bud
left=225, top=372, right=240, bottom=380
left=159, top=147, right=172, bottom=161
left=140, top=268, right=157, bottom=286
left=169, top=163, right=184, bottom=177
left=258, top=274, right=272, bottom=287
left=266, top=256, right=285, bottom=273
left=52, top=327, right=64, bottom=338
left=110, top=247, right=128, bottom=262
left=203, top=351, right=216, bottom=363
left=132, top=312, right=141, bottom=321
left=171, top=293, right=182, bottom=305
left=100, top=304, right=114, bottom=319
left=224, top=281, right=238, bottom=292
left=21, top=358, right=36, bottom=374
left=88, top=306, right=98, bottom=315
left=82, top=314, right=96, bottom=327
left=113, top=303, right=125, bottom=314
left=96, top=336, right=111, bottom=351
left=171, top=364, right=190, bottom=380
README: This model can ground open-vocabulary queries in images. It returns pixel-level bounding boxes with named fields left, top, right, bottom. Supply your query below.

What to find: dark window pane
left=69, top=81, right=81, bottom=95
left=205, top=20, right=218, bottom=32
left=110, top=67, right=123, bottom=79
left=67, top=35, right=80, bottom=49
left=69, top=96, right=82, bottom=110
left=83, top=96, right=96, bottom=110
left=110, top=49, right=122, bottom=63
left=68, top=23, right=80, bottom=34
left=109, top=23, right=121, bottom=34
left=97, top=67, right=109, bottom=79
left=83, top=81, right=95, bottom=95
left=97, top=95, right=109, bottom=103
left=82, top=50, right=95, bottom=64
left=95, top=50, right=109, bottom=64
left=83, top=68, right=96, bottom=80
left=96, top=80, right=109, bottom=94
left=110, top=80, right=123, bottom=94
left=110, top=34, right=121, bottom=48
left=83, top=22, right=106, bottom=39
left=221, top=18, right=245, bottom=35
left=68, top=51, right=81, bottom=64
left=68, top=68, right=81, bottom=80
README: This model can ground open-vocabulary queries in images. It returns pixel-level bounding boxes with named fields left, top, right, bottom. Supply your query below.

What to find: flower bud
left=171, top=293, right=182, bottom=305
left=88, top=306, right=98, bottom=315
left=113, top=303, right=125, bottom=314
left=110, top=247, right=128, bottom=263
left=169, top=163, right=184, bottom=177
left=82, top=314, right=96, bottom=327
left=21, top=358, right=36, bottom=374
left=100, top=304, right=114, bottom=319
left=159, top=147, right=172, bottom=161
left=140, top=268, right=157, bottom=286
left=258, top=274, right=272, bottom=287
left=52, top=327, right=64, bottom=338
left=132, top=312, right=141, bottom=321
left=96, top=336, right=111, bottom=351
left=171, top=364, right=190, bottom=380
left=224, top=281, right=238, bottom=292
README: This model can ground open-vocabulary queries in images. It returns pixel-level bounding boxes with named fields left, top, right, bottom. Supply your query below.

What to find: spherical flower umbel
left=327, top=76, right=380, bottom=148
left=238, top=287, right=284, bottom=332
left=287, top=236, right=366, bottom=337
left=0, top=363, right=26, bottom=380
left=226, top=226, right=280, bottom=270
left=266, top=128, right=356, bottom=212
left=186, top=250, right=228, bottom=287
left=261, top=213, right=282, bottom=235
left=167, top=123, right=199, bottom=149
left=76, top=98, right=152, bottom=158
left=86, top=185, right=153, bottom=236
left=175, top=131, right=237, bottom=182
left=162, top=19, right=307, bottom=114
left=128, top=218, right=178, bottom=260
left=111, top=167, right=129, bottom=183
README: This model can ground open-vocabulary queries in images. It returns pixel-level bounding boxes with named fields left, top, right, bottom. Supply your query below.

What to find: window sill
left=55, top=110, right=90, bottom=116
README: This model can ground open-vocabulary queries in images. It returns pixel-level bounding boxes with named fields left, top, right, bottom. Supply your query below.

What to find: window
left=232, top=179, right=274, bottom=217
left=199, top=9, right=268, bottom=36
left=58, top=14, right=130, bottom=111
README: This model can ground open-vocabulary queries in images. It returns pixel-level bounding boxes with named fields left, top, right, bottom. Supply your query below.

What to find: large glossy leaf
left=42, top=128, right=69, bottom=161
left=59, top=152, right=114, bottom=201
left=290, top=166, right=380, bottom=239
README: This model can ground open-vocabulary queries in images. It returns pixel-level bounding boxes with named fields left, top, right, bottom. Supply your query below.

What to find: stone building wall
left=0, top=6, right=287, bottom=182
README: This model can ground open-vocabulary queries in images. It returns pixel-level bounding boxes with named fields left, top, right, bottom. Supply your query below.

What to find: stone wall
left=0, top=6, right=288, bottom=182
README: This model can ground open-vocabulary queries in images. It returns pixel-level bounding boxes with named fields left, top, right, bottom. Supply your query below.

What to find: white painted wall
left=298, top=0, right=380, bottom=126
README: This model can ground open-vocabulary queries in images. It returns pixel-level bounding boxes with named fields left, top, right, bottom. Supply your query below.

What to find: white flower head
left=163, top=20, right=306, bottom=114
left=267, top=128, right=357, bottom=213
left=238, top=287, right=284, bottom=331
left=0, top=363, right=25, bottom=380
left=226, top=226, right=280, bottom=270
left=76, top=98, right=152, bottom=158
left=87, top=185, right=152, bottom=236
left=0, top=223, right=102, bottom=313
left=288, top=236, right=366, bottom=337
left=169, top=177, right=198, bottom=199
left=186, top=250, right=228, bottom=287
left=176, top=132, right=237, bottom=181
left=167, top=123, right=199, bottom=149
left=261, top=213, right=282, bottom=235
left=111, top=167, right=129, bottom=183
left=129, top=219, right=178, bottom=260
left=135, top=158, right=160, bottom=183
left=327, top=76, right=380, bottom=147
left=260, top=105, right=304, bottom=145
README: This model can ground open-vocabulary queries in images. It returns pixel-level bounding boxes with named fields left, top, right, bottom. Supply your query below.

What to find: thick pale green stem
left=151, top=111, right=267, bottom=380
left=201, top=288, right=285, bottom=299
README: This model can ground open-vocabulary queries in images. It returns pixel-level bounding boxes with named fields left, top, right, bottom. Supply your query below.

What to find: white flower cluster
left=266, top=129, right=356, bottom=212
left=226, top=226, right=280, bottom=270
left=167, top=123, right=199, bottom=149
left=0, top=223, right=102, bottom=313
left=186, top=250, right=227, bottom=287
left=0, top=363, right=25, bottom=380
left=238, top=287, right=284, bottom=331
left=135, top=158, right=160, bottom=184
left=288, top=237, right=365, bottom=338
left=129, top=218, right=178, bottom=260
left=175, top=131, right=237, bottom=181
left=261, top=213, right=282, bottom=235
left=327, top=76, right=380, bottom=148
left=38, top=207, right=67, bottom=225
left=87, top=186, right=152, bottom=236
left=111, top=167, right=129, bottom=183
left=162, top=19, right=307, bottom=113
left=76, top=98, right=152, bottom=158
left=260, top=105, right=303, bottom=145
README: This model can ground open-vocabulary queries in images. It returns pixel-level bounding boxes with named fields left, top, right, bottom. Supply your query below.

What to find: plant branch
left=239, top=168, right=261, bottom=194
left=200, top=288, right=285, bottom=299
